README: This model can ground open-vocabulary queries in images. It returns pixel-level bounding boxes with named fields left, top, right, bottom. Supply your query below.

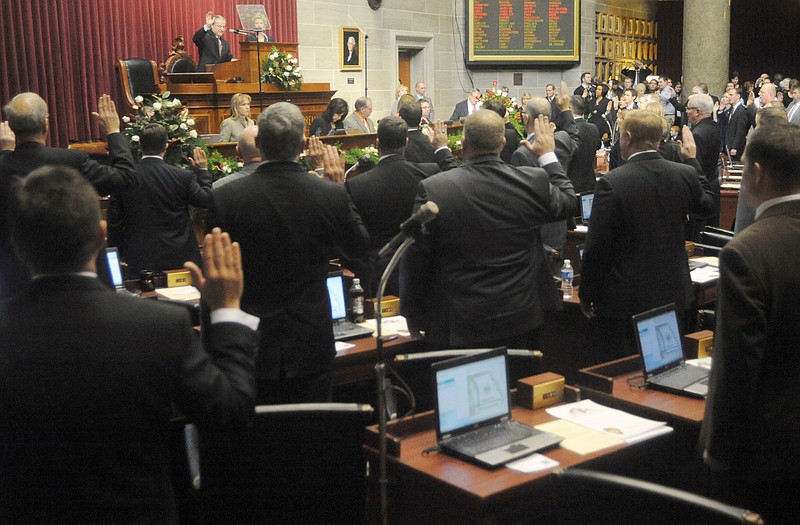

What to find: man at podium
left=193, top=11, right=233, bottom=71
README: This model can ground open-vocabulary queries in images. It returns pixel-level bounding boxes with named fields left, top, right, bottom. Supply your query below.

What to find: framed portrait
left=340, top=27, right=362, bottom=71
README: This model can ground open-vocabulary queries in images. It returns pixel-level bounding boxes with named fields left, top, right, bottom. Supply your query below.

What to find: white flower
left=510, top=97, right=517, bottom=103
left=287, top=54, right=293, bottom=59
left=291, top=58, right=298, bottom=64
left=501, top=91, right=508, bottom=97
left=224, top=166, right=232, bottom=173
left=186, top=118, right=195, bottom=126
left=122, top=116, right=130, bottom=123
left=283, top=72, right=289, bottom=77
left=270, top=52, right=277, bottom=59
left=455, top=140, right=462, bottom=146
left=189, top=130, right=197, bottom=138
left=173, top=98, right=181, bottom=107
left=285, top=65, right=292, bottom=71
left=134, top=95, right=144, bottom=104
left=295, top=67, right=302, bottom=72
left=494, top=89, right=501, bottom=95
left=237, top=162, right=244, bottom=168
left=131, top=135, right=140, bottom=142
left=180, top=123, right=188, bottom=130
left=152, top=102, right=162, bottom=111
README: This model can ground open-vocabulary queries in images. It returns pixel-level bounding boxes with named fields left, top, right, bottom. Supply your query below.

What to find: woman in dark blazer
left=589, top=84, right=613, bottom=147
left=309, top=98, right=349, bottom=136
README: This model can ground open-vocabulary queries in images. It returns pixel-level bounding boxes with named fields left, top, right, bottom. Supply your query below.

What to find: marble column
left=682, top=0, right=730, bottom=96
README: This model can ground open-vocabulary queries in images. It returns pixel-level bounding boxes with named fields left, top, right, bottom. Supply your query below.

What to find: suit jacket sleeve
left=175, top=317, right=259, bottom=430
left=702, top=243, right=766, bottom=467
left=193, top=26, right=210, bottom=48
left=399, top=186, right=434, bottom=334
left=539, top=160, right=578, bottom=221
left=187, top=169, right=213, bottom=208
left=579, top=175, right=616, bottom=305
left=80, top=132, right=137, bottom=195
left=329, top=185, right=371, bottom=260
left=683, top=157, right=715, bottom=217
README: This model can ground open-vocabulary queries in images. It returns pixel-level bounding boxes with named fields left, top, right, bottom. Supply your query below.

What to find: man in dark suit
left=107, top=123, right=212, bottom=276
left=449, top=89, right=482, bottom=122
left=724, top=87, right=751, bottom=160
left=511, top=89, right=580, bottom=253
left=567, top=96, right=602, bottom=193
left=343, top=35, right=358, bottom=65
left=345, top=117, right=455, bottom=296
left=580, top=111, right=714, bottom=361
left=400, top=110, right=577, bottom=349
left=193, top=11, right=233, bottom=71
left=207, top=102, right=370, bottom=404
left=481, top=98, right=524, bottom=163
left=621, top=61, right=653, bottom=86
left=399, top=100, right=438, bottom=163
left=0, top=92, right=137, bottom=300
left=0, top=165, right=259, bottom=522
left=701, top=122, right=800, bottom=524
left=687, top=92, right=722, bottom=238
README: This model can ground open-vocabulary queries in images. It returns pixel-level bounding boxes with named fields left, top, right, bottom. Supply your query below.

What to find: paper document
left=690, top=265, right=719, bottom=284
left=335, top=341, right=355, bottom=352
left=534, top=419, right=623, bottom=455
left=507, top=453, right=560, bottom=474
left=155, top=286, right=201, bottom=301
left=363, top=316, right=409, bottom=337
left=546, top=400, right=667, bottom=442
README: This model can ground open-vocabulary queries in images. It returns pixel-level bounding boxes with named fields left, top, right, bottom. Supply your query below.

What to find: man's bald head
left=525, top=97, right=553, bottom=132
left=463, top=109, right=505, bottom=157
left=3, top=92, right=49, bottom=137
left=236, top=125, right=261, bottom=163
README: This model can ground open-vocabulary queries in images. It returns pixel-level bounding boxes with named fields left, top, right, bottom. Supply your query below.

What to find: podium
left=164, top=42, right=335, bottom=134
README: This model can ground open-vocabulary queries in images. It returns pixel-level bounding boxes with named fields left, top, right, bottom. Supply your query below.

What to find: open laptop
left=103, top=247, right=140, bottom=297
left=633, top=304, right=709, bottom=398
left=431, top=348, right=563, bottom=469
left=578, top=191, right=594, bottom=226
left=327, top=271, right=373, bottom=342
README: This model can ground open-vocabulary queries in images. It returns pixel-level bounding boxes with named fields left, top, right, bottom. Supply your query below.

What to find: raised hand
left=184, top=228, right=244, bottom=310
left=91, top=94, right=121, bottom=135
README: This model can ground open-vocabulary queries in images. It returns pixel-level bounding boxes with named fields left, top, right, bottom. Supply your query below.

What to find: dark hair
left=376, top=116, right=408, bottom=154
left=256, top=102, right=305, bottom=161
left=9, top=165, right=100, bottom=274
left=482, top=99, right=506, bottom=118
left=398, top=100, right=423, bottom=128
left=140, top=123, right=168, bottom=155
left=745, top=121, right=800, bottom=193
left=321, top=98, right=349, bottom=123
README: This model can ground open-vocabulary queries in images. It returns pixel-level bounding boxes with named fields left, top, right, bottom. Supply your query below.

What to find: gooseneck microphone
left=378, top=201, right=439, bottom=257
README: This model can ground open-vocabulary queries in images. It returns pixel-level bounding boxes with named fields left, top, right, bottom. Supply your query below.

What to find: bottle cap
left=353, top=278, right=360, bottom=285
left=564, top=259, right=570, bottom=264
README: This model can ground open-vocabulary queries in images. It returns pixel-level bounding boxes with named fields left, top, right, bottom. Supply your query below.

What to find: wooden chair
left=115, top=58, right=159, bottom=109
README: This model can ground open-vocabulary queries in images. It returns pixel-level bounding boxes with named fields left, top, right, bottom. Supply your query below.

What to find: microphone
left=228, top=28, right=254, bottom=35
left=378, top=201, right=439, bottom=258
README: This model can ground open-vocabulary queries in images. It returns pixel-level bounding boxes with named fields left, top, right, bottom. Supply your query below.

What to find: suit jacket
left=0, top=134, right=137, bottom=300
left=691, top=116, right=722, bottom=228
left=404, top=129, right=437, bottom=163
left=0, top=275, right=258, bottom=522
left=725, top=103, right=752, bottom=157
left=400, top=155, right=577, bottom=347
left=344, top=150, right=456, bottom=295
left=500, top=123, right=523, bottom=163
left=580, top=152, right=715, bottom=319
left=702, top=199, right=800, bottom=481
left=206, top=160, right=369, bottom=380
left=344, top=50, right=359, bottom=65
left=342, top=112, right=375, bottom=133
left=621, top=65, right=653, bottom=84
left=786, top=100, right=800, bottom=127
left=245, top=34, right=274, bottom=42
left=449, top=99, right=479, bottom=122
left=107, top=157, right=212, bottom=275
left=570, top=118, right=601, bottom=193
left=193, top=26, right=233, bottom=70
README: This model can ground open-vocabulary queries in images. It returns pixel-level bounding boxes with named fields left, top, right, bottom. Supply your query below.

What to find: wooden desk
left=577, top=356, right=705, bottom=432
left=364, top=404, right=664, bottom=524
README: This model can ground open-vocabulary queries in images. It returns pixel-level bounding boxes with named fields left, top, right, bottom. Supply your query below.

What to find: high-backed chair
left=115, top=58, right=159, bottom=109
left=532, top=468, right=764, bottom=524
left=196, top=403, right=374, bottom=524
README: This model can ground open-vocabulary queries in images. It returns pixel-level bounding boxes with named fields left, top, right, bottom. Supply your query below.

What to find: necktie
left=471, top=103, right=477, bottom=114
left=217, top=37, right=222, bottom=56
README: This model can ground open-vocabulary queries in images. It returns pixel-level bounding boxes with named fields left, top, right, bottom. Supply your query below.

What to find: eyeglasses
left=686, top=106, right=699, bottom=111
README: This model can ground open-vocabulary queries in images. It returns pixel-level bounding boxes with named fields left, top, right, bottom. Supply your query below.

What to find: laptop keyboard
left=655, top=364, right=708, bottom=389
left=448, top=421, right=534, bottom=456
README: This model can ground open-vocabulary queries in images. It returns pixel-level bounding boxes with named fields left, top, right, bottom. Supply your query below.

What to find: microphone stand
left=374, top=236, right=415, bottom=525
left=364, top=33, right=369, bottom=98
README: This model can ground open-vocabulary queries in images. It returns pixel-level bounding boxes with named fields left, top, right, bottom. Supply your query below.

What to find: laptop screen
left=105, top=247, right=124, bottom=287
left=326, top=272, right=347, bottom=322
left=580, top=192, right=594, bottom=222
left=633, top=304, right=684, bottom=376
left=433, top=348, right=510, bottom=437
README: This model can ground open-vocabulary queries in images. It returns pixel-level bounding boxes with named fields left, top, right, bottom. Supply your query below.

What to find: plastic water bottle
left=349, top=278, right=365, bottom=323
left=561, top=260, right=574, bottom=300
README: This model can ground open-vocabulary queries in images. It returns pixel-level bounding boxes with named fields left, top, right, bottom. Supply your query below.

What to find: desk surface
left=365, top=405, right=649, bottom=524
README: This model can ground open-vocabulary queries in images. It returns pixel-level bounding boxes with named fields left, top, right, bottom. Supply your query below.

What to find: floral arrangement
left=447, top=132, right=463, bottom=154
left=122, top=91, right=205, bottom=167
left=483, top=87, right=525, bottom=139
left=207, top=150, right=243, bottom=183
left=343, top=145, right=379, bottom=169
left=260, top=47, right=303, bottom=91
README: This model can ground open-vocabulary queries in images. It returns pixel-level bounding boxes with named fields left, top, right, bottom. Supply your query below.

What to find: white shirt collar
left=754, top=193, right=800, bottom=219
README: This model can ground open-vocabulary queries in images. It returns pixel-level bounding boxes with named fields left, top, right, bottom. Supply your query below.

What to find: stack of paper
left=546, top=399, right=672, bottom=444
